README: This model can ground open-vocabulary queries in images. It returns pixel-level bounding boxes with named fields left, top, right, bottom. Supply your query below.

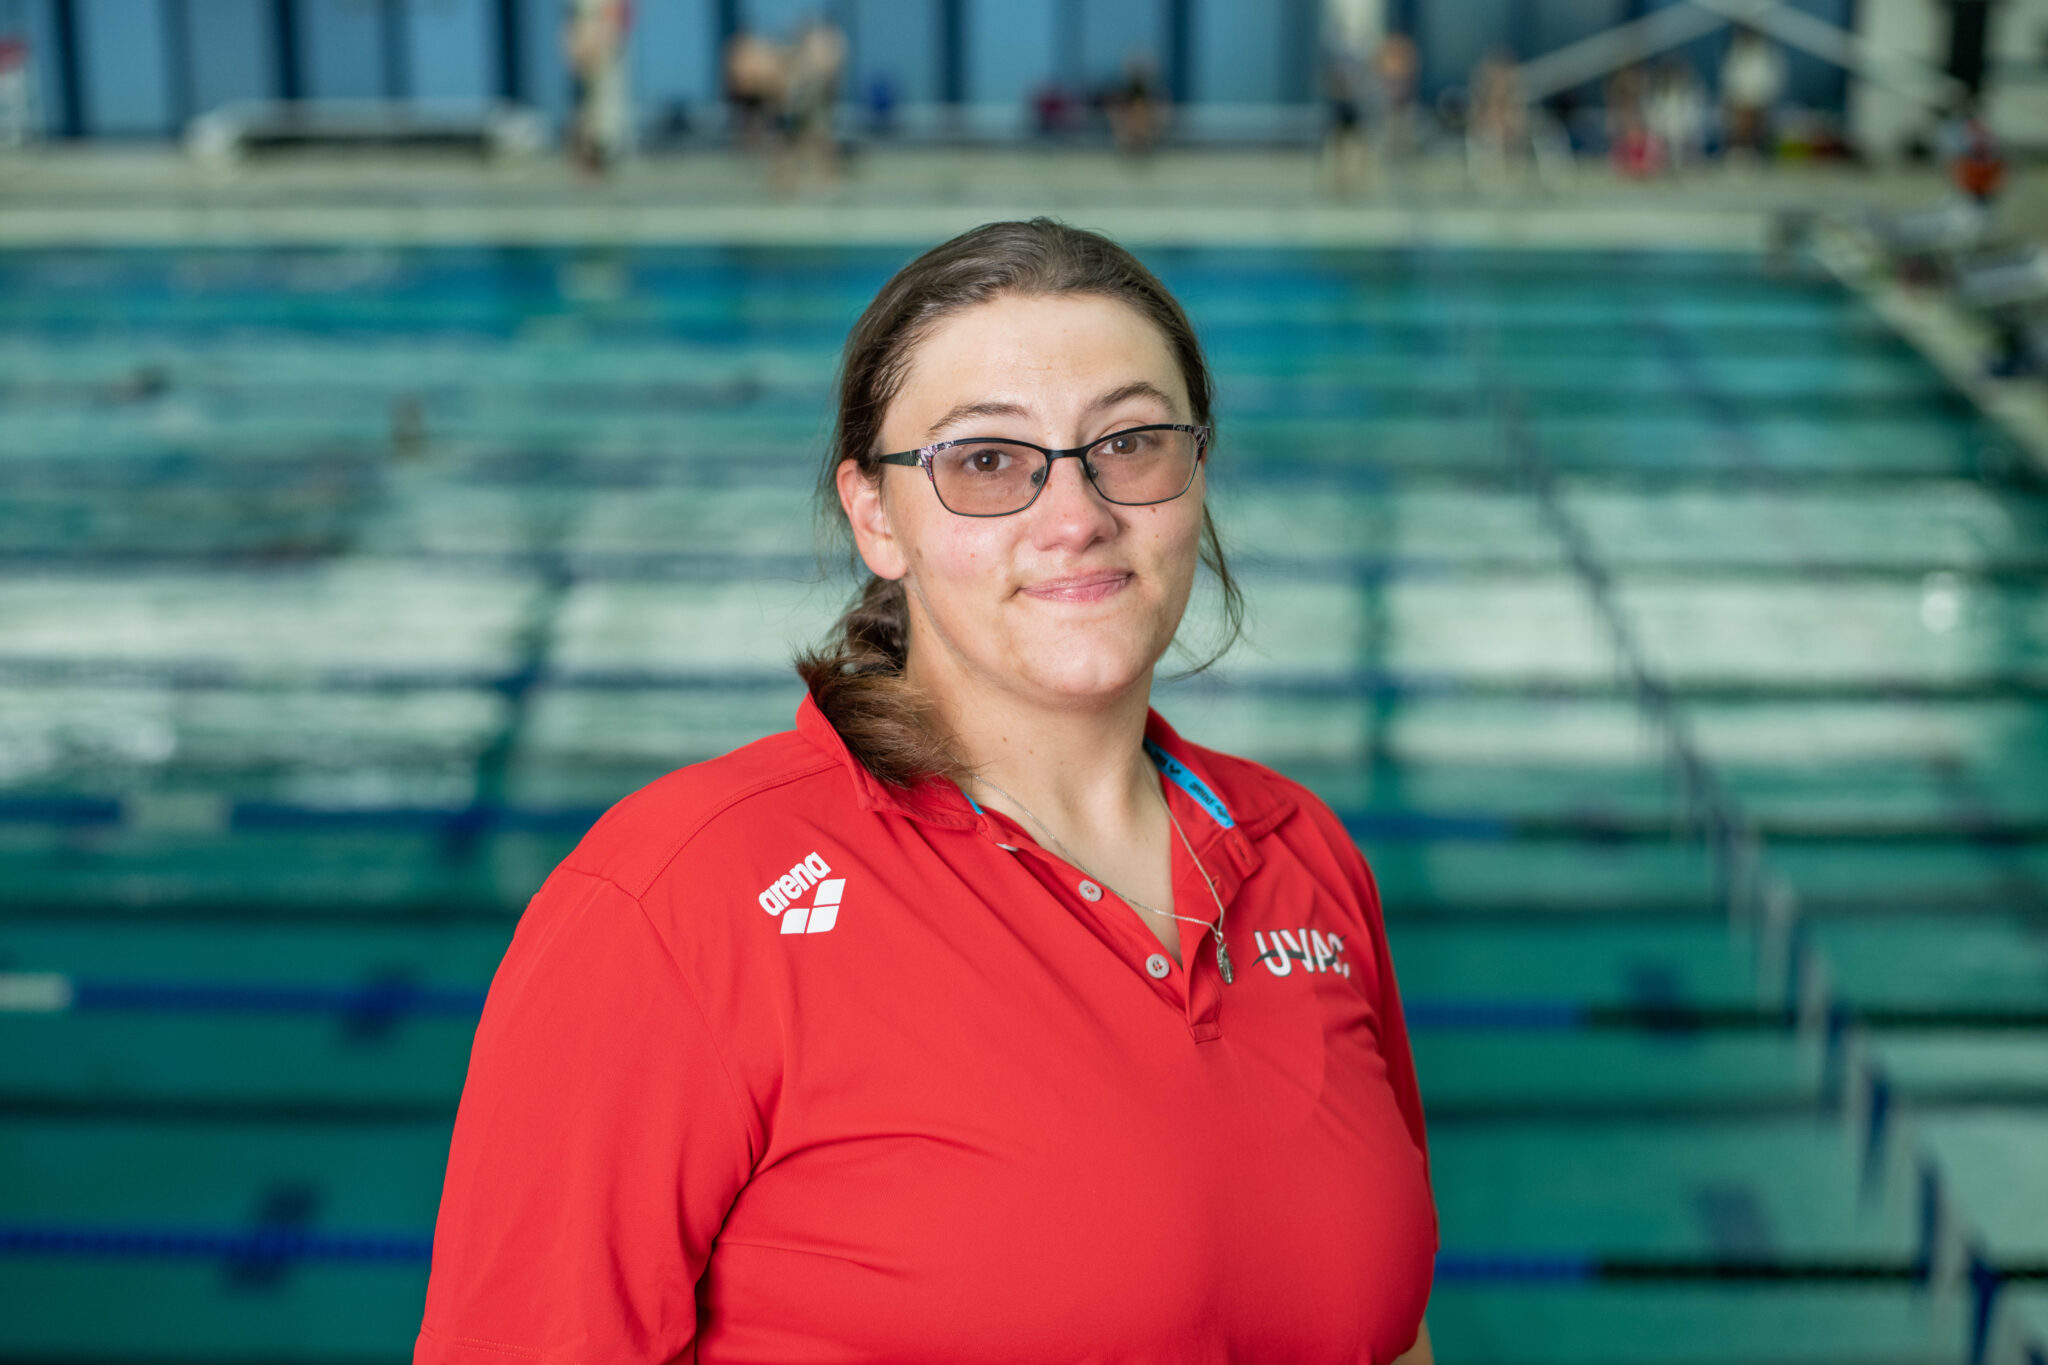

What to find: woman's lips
left=1020, top=570, right=1133, bottom=603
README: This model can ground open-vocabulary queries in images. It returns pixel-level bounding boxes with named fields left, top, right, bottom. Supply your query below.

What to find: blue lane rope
left=0, top=795, right=124, bottom=827
left=0, top=662, right=1475, bottom=699
left=0, top=1223, right=431, bottom=1263
left=0, top=972, right=487, bottom=1018
left=73, top=979, right=489, bottom=1016
left=1434, top=1252, right=1594, bottom=1284
left=3, top=1224, right=2036, bottom=1291
left=25, top=795, right=2028, bottom=844
left=0, top=797, right=1527, bottom=839
left=1342, top=811, right=1513, bottom=841
left=8, top=972, right=2047, bottom=1033
left=1404, top=999, right=1585, bottom=1031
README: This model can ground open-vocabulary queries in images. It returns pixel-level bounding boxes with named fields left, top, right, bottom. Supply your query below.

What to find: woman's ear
left=838, top=459, right=909, bottom=582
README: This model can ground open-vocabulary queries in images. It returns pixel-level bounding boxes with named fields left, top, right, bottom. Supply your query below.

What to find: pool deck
left=0, top=144, right=2038, bottom=249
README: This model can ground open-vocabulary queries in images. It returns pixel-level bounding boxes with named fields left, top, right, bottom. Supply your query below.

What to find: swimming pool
left=1, top=244, right=2044, bottom=1362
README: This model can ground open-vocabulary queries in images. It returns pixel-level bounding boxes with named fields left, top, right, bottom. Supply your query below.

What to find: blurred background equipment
left=2, top=1, right=2048, bottom=1362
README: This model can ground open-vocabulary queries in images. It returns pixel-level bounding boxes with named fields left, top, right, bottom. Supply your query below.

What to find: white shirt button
left=1145, top=953, right=1171, bottom=979
left=1077, top=879, right=1102, bottom=902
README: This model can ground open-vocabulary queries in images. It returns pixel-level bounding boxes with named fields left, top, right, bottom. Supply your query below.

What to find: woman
left=416, top=221, right=1437, bottom=1364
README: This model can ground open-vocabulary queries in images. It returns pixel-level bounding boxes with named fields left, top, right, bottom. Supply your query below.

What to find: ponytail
left=793, top=576, right=957, bottom=787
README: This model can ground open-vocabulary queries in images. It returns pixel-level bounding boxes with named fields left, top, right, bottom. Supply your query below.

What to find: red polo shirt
left=417, top=697, right=1435, bottom=1365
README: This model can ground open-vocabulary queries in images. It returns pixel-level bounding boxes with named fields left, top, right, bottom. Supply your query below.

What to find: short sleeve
left=1347, top=844, right=1432, bottom=1195
left=1297, top=797, right=1436, bottom=1242
left=416, top=868, right=758, bottom=1365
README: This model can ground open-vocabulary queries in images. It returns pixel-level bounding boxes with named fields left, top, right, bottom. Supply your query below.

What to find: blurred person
left=863, top=72, right=899, bottom=136
left=390, top=393, right=429, bottom=461
left=1321, top=0, right=1379, bottom=192
left=1606, top=63, right=1661, bottom=178
left=786, top=16, right=847, bottom=169
left=723, top=27, right=786, bottom=152
left=1939, top=98, right=2006, bottom=204
left=1720, top=25, right=1785, bottom=160
left=415, top=219, right=1438, bottom=1365
left=563, top=0, right=632, bottom=175
left=108, top=363, right=171, bottom=404
left=1465, top=48, right=1528, bottom=186
left=1031, top=77, right=1081, bottom=138
left=1545, top=88, right=1586, bottom=153
left=1373, top=31, right=1421, bottom=167
left=1322, top=53, right=1370, bottom=192
left=0, top=31, right=33, bottom=149
left=1647, top=57, right=1707, bottom=173
left=650, top=98, right=692, bottom=146
left=1104, top=51, right=1167, bottom=156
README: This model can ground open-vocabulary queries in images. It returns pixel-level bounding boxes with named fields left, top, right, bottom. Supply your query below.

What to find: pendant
left=1215, top=936, right=1234, bottom=985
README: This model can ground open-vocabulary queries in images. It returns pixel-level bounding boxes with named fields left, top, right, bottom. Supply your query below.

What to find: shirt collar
left=1139, top=708, right=1293, bottom=909
left=795, top=693, right=981, bottom=829
left=796, top=693, right=1293, bottom=841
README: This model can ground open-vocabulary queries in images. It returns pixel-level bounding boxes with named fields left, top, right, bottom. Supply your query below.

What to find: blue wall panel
left=408, top=0, right=491, bottom=100
left=302, top=0, right=385, bottom=98
left=1781, top=0, right=1852, bottom=112
left=77, top=0, right=169, bottom=133
left=630, top=0, right=715, bottom=116
left=1641, top=0, right=1729, bottom=106
left=1527, top=0, right=1626, bottom=61
left=1079, top=0, right=1163, bottom=88
left=852, top=0, right=936, bottom=103
left=1193, top=0, right=1282, bottom=103
left=1418, top=0, right=1509, bottom=96
left=740, top=0, right=809, bottom=42
left=965, top=0, right=1054, bottom=109
left=518, top=0, right=567, bottom=125
left=187, top=0, right=273, bottom=112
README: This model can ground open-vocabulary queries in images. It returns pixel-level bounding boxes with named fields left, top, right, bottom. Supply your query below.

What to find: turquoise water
left=1, top=246, right=2044, bottom=1363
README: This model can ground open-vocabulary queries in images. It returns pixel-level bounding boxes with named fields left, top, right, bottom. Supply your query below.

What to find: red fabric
left=1956, top=131, right=2005, bottom=201
left=417, top=697, right=1436, bottom=1365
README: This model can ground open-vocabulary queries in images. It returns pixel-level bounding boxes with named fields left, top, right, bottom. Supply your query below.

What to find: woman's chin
left=1009, top=650, right=1158, bottom=707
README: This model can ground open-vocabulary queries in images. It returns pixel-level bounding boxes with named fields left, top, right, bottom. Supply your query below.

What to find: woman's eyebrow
left=925, top=399, right=1030, bottom=439
left=922, top=381, right=1176, bottom=441
left=1086, top=381, right=1177, bottom=416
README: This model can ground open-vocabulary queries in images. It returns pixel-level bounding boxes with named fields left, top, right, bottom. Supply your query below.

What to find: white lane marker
left=0, top=972, right=75, bottom=1013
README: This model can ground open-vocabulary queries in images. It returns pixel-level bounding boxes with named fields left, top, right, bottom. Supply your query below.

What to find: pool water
left=1, top=245, right=2044, bottom=1363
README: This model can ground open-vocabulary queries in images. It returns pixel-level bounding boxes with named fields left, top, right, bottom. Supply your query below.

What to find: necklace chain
left=967, top=769, right=1236, bottom=985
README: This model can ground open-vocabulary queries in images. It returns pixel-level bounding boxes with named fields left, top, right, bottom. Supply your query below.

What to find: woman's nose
left=1030, top=455, right=1117, bottom=543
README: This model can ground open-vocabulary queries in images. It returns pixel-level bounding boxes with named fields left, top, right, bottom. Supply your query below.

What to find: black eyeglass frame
left=875, top=423, right=1212, bottom=518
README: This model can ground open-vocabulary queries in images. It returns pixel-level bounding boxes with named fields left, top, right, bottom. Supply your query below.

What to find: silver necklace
left=968, top=770, right=1236, bottom=985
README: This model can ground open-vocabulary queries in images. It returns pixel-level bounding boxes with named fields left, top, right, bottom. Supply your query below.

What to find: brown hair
left=794, top=218, right=1244, bottom=787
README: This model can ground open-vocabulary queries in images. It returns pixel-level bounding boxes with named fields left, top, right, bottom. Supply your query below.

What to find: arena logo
left=1252, top=928, right=1351, bottom=979
left=758, top=852, right=846, bottom=935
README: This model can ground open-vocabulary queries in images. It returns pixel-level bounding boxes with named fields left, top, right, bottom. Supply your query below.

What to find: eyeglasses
left=876, top=423, right=1209, bottom=518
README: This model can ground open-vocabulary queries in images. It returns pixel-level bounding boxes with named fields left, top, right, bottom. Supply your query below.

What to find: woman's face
left=840, top=291, right=1207, bottom=714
